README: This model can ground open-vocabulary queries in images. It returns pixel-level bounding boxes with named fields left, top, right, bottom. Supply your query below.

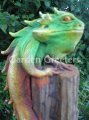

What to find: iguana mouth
left=47, top=30, right=84, bottom=38
left=33, top=29, right=84, bottom=35
left=51, top=29, right=84, bottom=33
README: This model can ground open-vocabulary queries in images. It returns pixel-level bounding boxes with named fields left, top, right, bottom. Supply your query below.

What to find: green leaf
left=34, top=0, right=41, bottom=8
left=14, top=1, right=21, bottom=7
left=0, top=24, right=7, bottom=33
left=44, top=0, right=51, bottom=7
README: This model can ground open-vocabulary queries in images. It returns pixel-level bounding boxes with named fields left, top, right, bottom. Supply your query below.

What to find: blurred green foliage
left=0, top=0, right=89, bottom=120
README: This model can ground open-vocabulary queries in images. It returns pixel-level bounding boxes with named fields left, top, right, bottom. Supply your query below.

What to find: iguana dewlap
left=1, top=8, right=84, bottom=120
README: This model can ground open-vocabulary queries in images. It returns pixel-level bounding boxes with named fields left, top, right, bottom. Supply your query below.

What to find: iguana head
left=33, top=8, right=84, bottom=46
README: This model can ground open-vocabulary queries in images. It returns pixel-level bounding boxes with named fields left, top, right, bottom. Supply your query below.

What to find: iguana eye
left=62, top=16, right=73, bottom=22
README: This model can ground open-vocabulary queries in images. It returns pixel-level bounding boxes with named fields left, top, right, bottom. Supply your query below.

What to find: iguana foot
left=45, top=55, right=73, bottom=73
left=56, top=62, right=73, bottom=71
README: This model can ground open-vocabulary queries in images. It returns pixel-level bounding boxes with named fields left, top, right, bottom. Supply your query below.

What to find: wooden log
left=31, top=64, right=80, bottom=120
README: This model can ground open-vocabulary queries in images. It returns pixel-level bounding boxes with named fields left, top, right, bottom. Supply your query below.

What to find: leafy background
left=0, top=0, right=89, bottom=120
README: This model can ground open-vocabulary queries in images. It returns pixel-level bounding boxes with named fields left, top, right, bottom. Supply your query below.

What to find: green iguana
left=1, top=8, right=84, bottom=120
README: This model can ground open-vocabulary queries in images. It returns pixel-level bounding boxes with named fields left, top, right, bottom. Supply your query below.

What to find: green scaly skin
left=1, top=8, right=84, bottom=120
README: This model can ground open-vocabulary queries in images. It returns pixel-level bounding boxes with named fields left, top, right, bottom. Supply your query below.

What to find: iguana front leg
left=21, top=39, right=53, bottom=78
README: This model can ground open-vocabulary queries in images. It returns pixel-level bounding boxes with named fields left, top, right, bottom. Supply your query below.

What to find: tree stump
left=31, top=64, right=80, bottom=120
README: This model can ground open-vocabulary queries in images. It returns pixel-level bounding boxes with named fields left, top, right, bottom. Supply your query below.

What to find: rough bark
left=31, top=64, right=79, bottom=120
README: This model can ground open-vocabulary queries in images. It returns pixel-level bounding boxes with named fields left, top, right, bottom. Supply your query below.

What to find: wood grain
left=31, top=64, right=79, bottom=120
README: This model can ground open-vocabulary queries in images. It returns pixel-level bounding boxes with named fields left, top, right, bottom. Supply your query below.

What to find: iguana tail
left=2, top=50, right=38, bottom=120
